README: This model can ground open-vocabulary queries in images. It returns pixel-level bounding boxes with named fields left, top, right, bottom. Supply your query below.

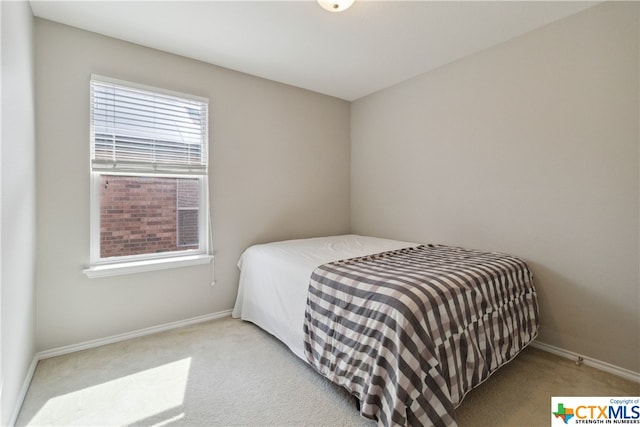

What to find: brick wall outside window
left=100, top=175, right=199, bottom=258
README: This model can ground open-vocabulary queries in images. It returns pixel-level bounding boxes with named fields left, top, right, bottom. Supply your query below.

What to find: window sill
left=83, top=254, right=213, bottom=279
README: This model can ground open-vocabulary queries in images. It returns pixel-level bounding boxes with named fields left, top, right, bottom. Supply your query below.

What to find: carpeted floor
left=16, top=317, right=639, bottom=426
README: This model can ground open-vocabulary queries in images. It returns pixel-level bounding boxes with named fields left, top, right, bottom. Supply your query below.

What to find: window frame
left=84, top=75, right=212, bottom=278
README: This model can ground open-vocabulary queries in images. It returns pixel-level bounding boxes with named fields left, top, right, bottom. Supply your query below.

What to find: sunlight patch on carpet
left=26, top=357, right=191, bottom=426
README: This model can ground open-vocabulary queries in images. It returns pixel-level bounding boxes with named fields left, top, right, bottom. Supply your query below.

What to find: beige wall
left=35, top=19, right=351, bottom=351
left=1, top=1, right=37, bottom=424
left=351, top=2, right=639, bottom=372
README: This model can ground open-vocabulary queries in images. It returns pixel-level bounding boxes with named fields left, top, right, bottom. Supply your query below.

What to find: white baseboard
left=531, top=340, right=640, bottom=383
left=37, top=309, right=232, bottom=360
left=7, top=355, right=38, bottom=427
left=8, top=309, right=232, bottom=426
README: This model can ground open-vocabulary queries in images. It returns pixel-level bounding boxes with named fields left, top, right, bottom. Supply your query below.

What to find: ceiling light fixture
left=317, top=0, right=355, bottom=13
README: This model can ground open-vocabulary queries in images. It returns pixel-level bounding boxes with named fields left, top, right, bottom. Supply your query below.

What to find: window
left=84, top=75, right=211, bottom=277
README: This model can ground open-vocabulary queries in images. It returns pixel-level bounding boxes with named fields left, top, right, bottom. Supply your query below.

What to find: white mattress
left=232, top=234, right=417, bottom=360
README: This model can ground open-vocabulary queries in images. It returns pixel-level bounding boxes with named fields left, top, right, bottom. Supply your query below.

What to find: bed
left=232, top=234, right=539, bottom=427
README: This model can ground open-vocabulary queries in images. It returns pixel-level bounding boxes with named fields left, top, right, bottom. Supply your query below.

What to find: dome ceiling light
left=317, top=0, right=355, bottom=13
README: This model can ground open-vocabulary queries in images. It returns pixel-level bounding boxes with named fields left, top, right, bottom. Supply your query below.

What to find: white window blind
left=90, top=75, right=208, bottom=175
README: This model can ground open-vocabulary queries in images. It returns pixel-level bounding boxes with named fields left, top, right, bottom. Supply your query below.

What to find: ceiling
left=29, top=1, right=599, bottom=101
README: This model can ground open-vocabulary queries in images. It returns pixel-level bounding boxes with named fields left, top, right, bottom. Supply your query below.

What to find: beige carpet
left=16, top=317, right=639, bottom=427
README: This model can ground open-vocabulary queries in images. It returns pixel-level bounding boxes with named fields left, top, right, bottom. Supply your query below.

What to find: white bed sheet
left=232, top=234, right=417, bottom=360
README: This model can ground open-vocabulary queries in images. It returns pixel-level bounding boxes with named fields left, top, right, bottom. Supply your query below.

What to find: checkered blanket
left=303, top=244, right=538, bottom=426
